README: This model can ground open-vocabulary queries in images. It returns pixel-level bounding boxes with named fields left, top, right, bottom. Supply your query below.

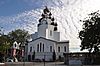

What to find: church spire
left=38, top=6, right=52, bottom=23
left=43, top=6, right=50, bottom=14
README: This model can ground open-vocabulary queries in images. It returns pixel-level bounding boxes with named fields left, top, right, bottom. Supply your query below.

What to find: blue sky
left=0, top=0, right=33, bottom=16
left=0, top=0, right=63, bottom=16
left=0, top=0, right=41, bottom=34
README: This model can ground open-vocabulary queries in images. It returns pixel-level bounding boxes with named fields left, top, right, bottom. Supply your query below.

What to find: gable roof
left=29, top=37, right=57, bottom=43
left=29, top=37, right=69, bottom=44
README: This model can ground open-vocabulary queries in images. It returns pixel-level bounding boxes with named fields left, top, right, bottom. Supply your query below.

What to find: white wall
left=28, top=38, right=57, bottom=61
left=28, top=38, right=56, bottom=54
left=46, top=25, right=54, bottom=40
left=56, top=42, right=69, bottom=53
left=53, top=31, right=60, bottom=41
left=27, top=38, right=69, bottom=61
left=56, top=42, right=69, bottom=58
left=38, top=24, right=47, bottom=38
left=37, top=18, right=60, bottom=42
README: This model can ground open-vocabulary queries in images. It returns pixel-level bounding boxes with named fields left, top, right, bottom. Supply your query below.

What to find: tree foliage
left=79, top=11, right=100, bottom=53
left=0, top=29, right=29, bottom=54
left=8, top=29, right=29, bottom=45
left=0, top=35, right=12, bottom=53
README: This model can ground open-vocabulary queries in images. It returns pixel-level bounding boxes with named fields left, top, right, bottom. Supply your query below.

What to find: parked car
left=6, top=57, right=18, bottom=62
left=6, top=58, right=13, bottom=62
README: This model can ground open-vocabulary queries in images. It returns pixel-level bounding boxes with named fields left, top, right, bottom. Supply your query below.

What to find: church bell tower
left=38, top=7, right=60, bottom=41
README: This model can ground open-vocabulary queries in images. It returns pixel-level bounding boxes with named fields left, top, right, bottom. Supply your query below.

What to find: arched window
left=50, top=46, right=52, bottom=52
left=40, top=43, right=42, bottom=52
left=30, top=47, right=32, bottom=52
left=64, top=46, right=66, bottom=52
left=43, top=44, right=44, bottom=52
left=58, top=46, right=60, bottom=52
left=37, top=44, right=39, bottom=52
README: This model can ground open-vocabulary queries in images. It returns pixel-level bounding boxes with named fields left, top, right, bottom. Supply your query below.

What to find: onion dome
left=54, top=23, right=58, bottom=26
left=54, top=27, right=57, bottom=31
left=49, top=12, right=52, bottom=16
left=39, top=18, right=43, bottom=22
left=43, top=6, right=50, bottom=14
left=41, top=14, right=45, bottom=18
left=51, top=17, right=55, bottom=21
left=51, top=22, right=54, bottom=25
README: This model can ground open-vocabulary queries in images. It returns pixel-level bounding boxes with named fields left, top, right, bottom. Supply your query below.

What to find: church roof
left=29, top=37, right=69, bottom=43
left=30, top=37, right=57, bottom=42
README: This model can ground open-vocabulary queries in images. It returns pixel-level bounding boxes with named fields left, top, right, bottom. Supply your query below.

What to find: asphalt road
left=4, top=62, right=67, bottom=66
left=1, top=62, right=100, bottom=66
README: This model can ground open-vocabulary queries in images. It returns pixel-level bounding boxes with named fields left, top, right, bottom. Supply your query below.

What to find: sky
left=0, top=0, right=40, bottom=16
left=0, top=0, right=100, bottom=52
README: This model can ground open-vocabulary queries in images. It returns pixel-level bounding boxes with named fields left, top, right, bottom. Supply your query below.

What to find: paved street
left=4, top=62, right=67, bottom=66
left=1, top=62, right=100, bottom=66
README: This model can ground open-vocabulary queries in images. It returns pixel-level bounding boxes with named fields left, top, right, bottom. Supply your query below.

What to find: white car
left=6, top=58, right=13, bottom=62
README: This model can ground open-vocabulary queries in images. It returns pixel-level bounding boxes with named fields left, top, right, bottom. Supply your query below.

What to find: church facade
left=27, top=7, right=69, bottom=61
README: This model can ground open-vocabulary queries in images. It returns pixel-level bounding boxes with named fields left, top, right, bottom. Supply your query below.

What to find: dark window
left=30, top=47, right=32, bottom=52
left=37, top=44, right=39, bottom=52
left=28, top=55, right=31, bottom=61
left=15, top=44, right=16, bottom=47
left=40, top=43, right=42, bottom=52
left=64, top=46, right=66, bottom=52
left=58, top=47, right=60, bottom=52
left=50, top=46, right=52, bottom=52
left=43, top=44, right=44, bottom=52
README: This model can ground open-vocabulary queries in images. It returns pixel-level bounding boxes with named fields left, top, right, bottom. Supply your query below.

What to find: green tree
left=0, top=35, right=12, bottom=62
left=8, top=29, right=29, bottom=45
left=0, top=35, right=12, bottom=54
left=79, top=11, right=100, bottom=53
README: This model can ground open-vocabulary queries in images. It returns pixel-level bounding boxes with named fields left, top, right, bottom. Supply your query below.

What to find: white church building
left=27, top=7, right=69, bottom=61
